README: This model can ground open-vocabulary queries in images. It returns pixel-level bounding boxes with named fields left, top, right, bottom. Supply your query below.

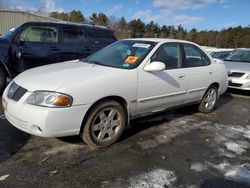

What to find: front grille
left=7, top=82, right=27, bottom=102
left=228, top=81, right=242, bottom=87
left=228, top=72, right=245, bottom=78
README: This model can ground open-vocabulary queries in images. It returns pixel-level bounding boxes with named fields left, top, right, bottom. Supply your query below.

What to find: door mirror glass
left=144, top=61, right=166, bottom=72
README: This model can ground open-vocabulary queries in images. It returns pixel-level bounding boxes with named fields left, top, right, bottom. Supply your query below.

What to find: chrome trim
left=138, top=91, right=186, bottom=102
left=187, top=87, right=206, bottom=93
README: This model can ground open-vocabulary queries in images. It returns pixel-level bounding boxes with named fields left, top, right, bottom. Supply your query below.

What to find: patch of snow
left=224, top=142, right=246, bottom=155
left=129, top=168, right=176, bottom=188
left=210, top=162, right=231, bottom=173
left=0, top=174, right=9, bottom=181
left=231, top=126, right=244, bottom=133
left=243, top=130, right=250, bottom=140
left=137, top=139, right=159, bottom=150
left=225, top=163, right=250, bottom=186
left=45, top=144, right=86, bottom=155
left=187, top=185, right=199, bottom=188
left=190, top=163, right=207, bottom=172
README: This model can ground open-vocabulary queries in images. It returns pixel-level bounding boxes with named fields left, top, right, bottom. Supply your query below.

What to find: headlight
left=26, top=91, right=73, bottom=107
left=247, top=74, right=250, bottom=79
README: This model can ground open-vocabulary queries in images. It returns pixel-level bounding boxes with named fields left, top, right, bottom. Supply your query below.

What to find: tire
left=199, top=86, right=218, bottom=113
left=0, top=68, right=6, bottom=93
left=81, top=100, right=126, bottom=148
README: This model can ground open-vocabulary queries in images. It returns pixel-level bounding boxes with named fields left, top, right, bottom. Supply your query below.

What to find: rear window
left=62, top=27, right=85, bottom=43
left=87, top=29, right=116, bottom=42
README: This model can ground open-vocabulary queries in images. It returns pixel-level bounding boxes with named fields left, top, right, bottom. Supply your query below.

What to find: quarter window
left=62, top=27, right=85, bottom=43
left=183, top=43, right=210, bottom=67
left=20, top=26, right=58, bottom=42
left=151, top=43, right=181, bottom=69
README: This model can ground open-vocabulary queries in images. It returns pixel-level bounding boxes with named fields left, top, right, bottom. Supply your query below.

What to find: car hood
left=14, top=60, right=128, bottom=91
left=224, top=61, right=250, bottom=73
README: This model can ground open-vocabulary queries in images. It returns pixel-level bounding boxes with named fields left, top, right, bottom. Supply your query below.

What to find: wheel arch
left=79, top=95, right=130, bottom=134
left=200, top=82, right=220, bottom=102
left=210, top=82, right=219, bottom=90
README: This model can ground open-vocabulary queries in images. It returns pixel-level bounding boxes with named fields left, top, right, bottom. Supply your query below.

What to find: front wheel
left=81, top=100, right=126, bottom=148
left=0, top=68, right=6, bottom=92
left=199, top=86, right=218, bottom=113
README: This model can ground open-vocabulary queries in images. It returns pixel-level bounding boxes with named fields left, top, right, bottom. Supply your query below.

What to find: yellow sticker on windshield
left=125, top=56, right=138, bottom=64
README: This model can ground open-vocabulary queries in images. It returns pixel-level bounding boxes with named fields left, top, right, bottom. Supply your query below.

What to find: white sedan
left=2, top=39, right=228, bottom=148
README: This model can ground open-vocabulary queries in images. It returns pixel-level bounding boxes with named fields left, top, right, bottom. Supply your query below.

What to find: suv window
left=88, top=29, right=116, bottom=43
left=183, top=43, right=210, bottom=67
left=151, top=43, right=181, bottom=69
left=20, top=26, right=58, bottom=42
left=62, top=27, right=85, bottom=43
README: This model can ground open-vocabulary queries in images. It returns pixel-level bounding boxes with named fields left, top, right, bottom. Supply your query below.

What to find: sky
left=2, top=0, right=250, bottom=31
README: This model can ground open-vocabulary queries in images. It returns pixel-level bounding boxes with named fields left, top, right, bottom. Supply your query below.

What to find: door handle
left=209, top=71, right=214, bottom=75
left=16, top=52, right=22, bottom=59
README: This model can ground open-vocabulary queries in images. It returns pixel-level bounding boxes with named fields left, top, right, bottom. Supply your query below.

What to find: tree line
left=50, top=10, right=250, bottom=48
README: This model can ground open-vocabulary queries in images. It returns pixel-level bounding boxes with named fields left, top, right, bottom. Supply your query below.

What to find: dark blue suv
left=0, top=22, right=117, bottom=91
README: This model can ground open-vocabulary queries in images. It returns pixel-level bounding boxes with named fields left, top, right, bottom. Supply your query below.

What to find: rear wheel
left=81, top=100, right=126, bottom=148
left=199, top=86, right=218, bottom=113
left=0, top=68, right=6, bottom=92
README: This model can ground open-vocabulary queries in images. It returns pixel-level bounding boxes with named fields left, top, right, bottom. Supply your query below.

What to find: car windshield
left=0, top=25, right=20, bottom=39
left=225, top=50, right=250, bottom=63
left=82, top=40, right=157, bottom=69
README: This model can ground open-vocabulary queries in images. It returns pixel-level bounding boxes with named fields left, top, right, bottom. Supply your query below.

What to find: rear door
left=14, top=23, right=59, bottom=71
left=58, top=25, right=88, bottom=61
left=181, top=43, right=213, bottom=103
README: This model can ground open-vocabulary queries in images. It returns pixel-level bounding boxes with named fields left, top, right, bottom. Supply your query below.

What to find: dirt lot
left=0, top=89, right=250, bottom=188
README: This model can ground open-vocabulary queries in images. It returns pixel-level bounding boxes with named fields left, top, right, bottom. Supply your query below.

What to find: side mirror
left=144, top=61, right=166, bottom=72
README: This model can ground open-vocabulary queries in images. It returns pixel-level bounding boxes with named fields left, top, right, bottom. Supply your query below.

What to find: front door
left=13, top=24, right=59, bottom=73
left=137, top=42, right=187, bottom=114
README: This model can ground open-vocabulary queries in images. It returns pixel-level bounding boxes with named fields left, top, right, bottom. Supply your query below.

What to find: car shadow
left=227, top=88, right=250, bottom=96
left=57, top=136, right=83, bottom=145
left=200, top=177, right=249, bottom=188
left=0, top=119, right=31, bottom=162
left=215, top=91, right=234, bottom=109
left=119, top=104, right=199, bottom=143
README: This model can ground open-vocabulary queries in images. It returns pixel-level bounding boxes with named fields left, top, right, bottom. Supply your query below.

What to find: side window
left=62, top=27, right=85, bottom=43
left=88, top=29, right=116, bottom=43
left=183, top=43, right=210, bottom=67
left=20, top=26, right=58, bottom=42
left=151, top=43, right=181, bottom=69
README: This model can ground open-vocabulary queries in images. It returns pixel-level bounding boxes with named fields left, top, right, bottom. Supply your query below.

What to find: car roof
left=123, top=38, right=198, bottom=45
left=23, top=21, right=114, bottom=32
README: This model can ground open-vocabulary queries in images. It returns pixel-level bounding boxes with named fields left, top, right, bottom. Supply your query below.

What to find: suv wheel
left=81, top=100, right=126, bottom=148
left=199, top=86, right=218, bottom=113
left=0, top=68, right=6, bottom=92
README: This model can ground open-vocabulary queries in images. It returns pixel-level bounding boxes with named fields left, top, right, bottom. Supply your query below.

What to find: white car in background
left=2, top=39, right=228, bottom=148
left=224, top=48, right=250, bottom=90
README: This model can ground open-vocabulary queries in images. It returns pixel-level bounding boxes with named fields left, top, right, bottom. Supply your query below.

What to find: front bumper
left=2, top=88, right=91, bottom=137
left=228, top=78, right=250, bottom=90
